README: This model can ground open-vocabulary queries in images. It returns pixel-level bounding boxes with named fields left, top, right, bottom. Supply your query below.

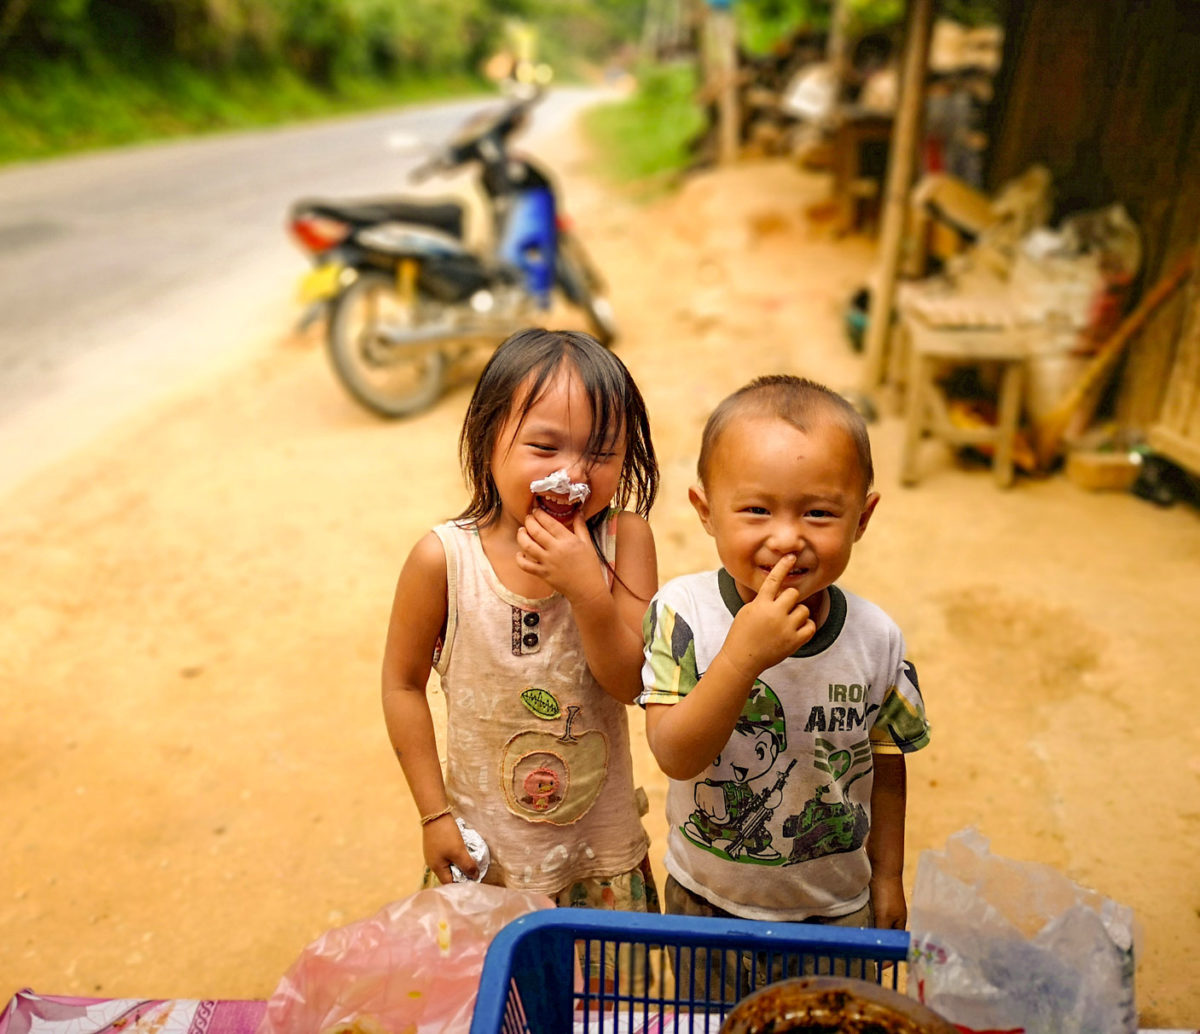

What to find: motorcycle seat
left=297, top=197, right=465, bottom=240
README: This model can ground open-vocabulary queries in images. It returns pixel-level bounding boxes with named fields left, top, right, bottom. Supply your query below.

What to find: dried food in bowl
left=719, top=976, right=958, bottom=1034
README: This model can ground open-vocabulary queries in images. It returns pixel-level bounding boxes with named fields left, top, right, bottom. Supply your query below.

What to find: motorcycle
left=287, top=87, right=618, bottom=418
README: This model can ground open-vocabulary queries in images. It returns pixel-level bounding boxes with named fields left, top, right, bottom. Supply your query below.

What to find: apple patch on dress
left=503, top=691, right=608, bottom=823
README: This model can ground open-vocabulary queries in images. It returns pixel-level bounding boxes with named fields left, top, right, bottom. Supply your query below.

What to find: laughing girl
left=381, top=328, right=660, bottom=920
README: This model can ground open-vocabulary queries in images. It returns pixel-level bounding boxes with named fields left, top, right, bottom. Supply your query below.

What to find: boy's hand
left=870, top=871, right=907, bottom=930
left=422, top=814, right=478, bottom=884
left=721, top=555, right=816, bottom=681
left=516, top=509, right=607, bottom=606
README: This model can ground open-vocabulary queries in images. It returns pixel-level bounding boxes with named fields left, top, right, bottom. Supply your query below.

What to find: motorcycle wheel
left=556, top=230, right=619, bottom=347
left=327, top=270, right=449, bottom=418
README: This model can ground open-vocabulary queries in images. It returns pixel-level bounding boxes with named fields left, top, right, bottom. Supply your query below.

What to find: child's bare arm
left=867, top=751, right=908, bottom=929
left=381, top=533, right=477, bottom=883
left=517, top=509, right=656, bottom=704
left=643, top=649, right=754, bottom=779
left=645, top=557, right=815, bottom=778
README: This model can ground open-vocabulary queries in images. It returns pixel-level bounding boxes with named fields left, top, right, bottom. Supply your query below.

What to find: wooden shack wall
left=986, top=0, right=1200, bottom=432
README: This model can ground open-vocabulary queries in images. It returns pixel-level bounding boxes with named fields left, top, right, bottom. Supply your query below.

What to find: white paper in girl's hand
left=529, top=468, right=591, bottom=505
left=449, top=818, right=491, bottom=883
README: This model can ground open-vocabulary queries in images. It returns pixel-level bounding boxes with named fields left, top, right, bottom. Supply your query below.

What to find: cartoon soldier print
left=682, top=681, right=795, bottom=864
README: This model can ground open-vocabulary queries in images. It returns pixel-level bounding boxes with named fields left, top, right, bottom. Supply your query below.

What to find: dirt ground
left=2, top=117, right=1198, bottom=1029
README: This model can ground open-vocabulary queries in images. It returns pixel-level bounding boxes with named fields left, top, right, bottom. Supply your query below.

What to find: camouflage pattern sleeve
left=640, top=597, right=701, bottom=706
left=869, top=659, right=931, bottom=754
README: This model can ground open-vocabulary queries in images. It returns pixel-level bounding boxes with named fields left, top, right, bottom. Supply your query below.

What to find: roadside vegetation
left=0, top=0, right=642, bottom=164
left=0, top=0, right=997, bottom=169
left=582, top=63, right=705, bottom=199
left=0, top=63, right=485, bottom=162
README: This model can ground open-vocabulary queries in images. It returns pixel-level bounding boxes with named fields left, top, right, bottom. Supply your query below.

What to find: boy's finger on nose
left=759, top=555, right=796, bottom=597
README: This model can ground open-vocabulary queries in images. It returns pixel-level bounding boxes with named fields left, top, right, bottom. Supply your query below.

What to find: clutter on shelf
left=688, top=18, right=1001, bottom=197
left=859, top=159, right=1196, bottom=484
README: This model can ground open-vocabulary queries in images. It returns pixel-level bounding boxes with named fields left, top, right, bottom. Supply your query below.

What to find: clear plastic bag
left=256, top=882, right=553, bottom=1034
left=908, top=828, right=1138, bottom=1034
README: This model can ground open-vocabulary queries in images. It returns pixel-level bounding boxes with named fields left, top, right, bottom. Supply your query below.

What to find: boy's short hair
left=697, top=375, right=874, bottom=494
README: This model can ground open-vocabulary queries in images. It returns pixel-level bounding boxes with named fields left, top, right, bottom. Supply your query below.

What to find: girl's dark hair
left=456, top=328, right=658, bottom=533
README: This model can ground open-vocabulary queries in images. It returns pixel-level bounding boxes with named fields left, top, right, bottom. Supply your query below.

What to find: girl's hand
left=422, top=814, right=478, bottom=884
left=721, top=555, right=816, bottom=681
left=516, top=509, right=608, bottom=606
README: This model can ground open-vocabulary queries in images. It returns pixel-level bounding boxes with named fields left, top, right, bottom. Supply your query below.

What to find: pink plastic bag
left=256, top=883, right=553, bottom=1034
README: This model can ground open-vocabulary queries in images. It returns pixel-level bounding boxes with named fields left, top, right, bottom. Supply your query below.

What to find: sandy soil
left=2, top=118, right=1198, bottom=1029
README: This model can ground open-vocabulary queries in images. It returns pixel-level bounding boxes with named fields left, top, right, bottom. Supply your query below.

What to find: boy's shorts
left=664, top=875, right=876, bottom=1003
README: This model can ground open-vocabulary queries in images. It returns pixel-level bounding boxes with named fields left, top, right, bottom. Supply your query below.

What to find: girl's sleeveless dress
left=430, top=516, right=653, bottom=898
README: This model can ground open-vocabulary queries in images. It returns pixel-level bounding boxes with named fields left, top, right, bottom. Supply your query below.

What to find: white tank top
left=432, top=517, right=648, bottom=894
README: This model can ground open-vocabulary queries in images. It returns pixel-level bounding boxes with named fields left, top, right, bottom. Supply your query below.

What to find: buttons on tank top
left=511, top=607, right=541, bottom=654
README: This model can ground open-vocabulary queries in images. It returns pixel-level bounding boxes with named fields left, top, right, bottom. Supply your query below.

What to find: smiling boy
left=640, top=375, right=930, bottom=950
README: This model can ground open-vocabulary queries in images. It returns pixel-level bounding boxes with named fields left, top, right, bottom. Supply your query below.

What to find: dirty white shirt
left=639, top=569, right=930, bottom=920
left=432, top=517, right=648, bottom=895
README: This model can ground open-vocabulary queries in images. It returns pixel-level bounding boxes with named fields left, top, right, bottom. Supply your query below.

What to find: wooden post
left=704, top=1, right=739, bottom=164
left=640, top=0, right=668, bottom=64
left=827, top=0, right=851, bottom=100
left=862, top=0, right=935, bottom=389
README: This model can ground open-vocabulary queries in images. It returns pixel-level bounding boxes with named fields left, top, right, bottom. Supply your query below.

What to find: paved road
left=0, top=87, right=602, bottom=493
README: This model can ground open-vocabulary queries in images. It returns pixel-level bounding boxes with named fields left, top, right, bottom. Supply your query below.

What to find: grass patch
left=0, top=58, right=488, bottom=166
left=581, top=61, right=704, bottom=199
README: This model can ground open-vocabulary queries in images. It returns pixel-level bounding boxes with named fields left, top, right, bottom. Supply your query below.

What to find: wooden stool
left=900, top=311, right=1028, bottom=487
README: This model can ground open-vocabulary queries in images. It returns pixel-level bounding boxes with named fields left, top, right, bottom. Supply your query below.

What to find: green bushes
left=582, top=62, right=705, bottom=197
left=0, top=56, right=483, bottom=162
left=0, top=0, right=545, bottom=163
left=0, top=0, right=497, bottom=80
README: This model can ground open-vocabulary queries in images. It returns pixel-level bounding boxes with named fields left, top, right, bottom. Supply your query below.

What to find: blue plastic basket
left=470, top=909, right=910, bottom=1034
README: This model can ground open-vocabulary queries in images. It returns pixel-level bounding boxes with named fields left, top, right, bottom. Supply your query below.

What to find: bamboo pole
left=861, top=0, right=936, bottom=389
left=639, top=0, right=663, bottom=64
left=827, top=0, right=851, bottom=97
left=703, top=2, right=739, bottom=164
